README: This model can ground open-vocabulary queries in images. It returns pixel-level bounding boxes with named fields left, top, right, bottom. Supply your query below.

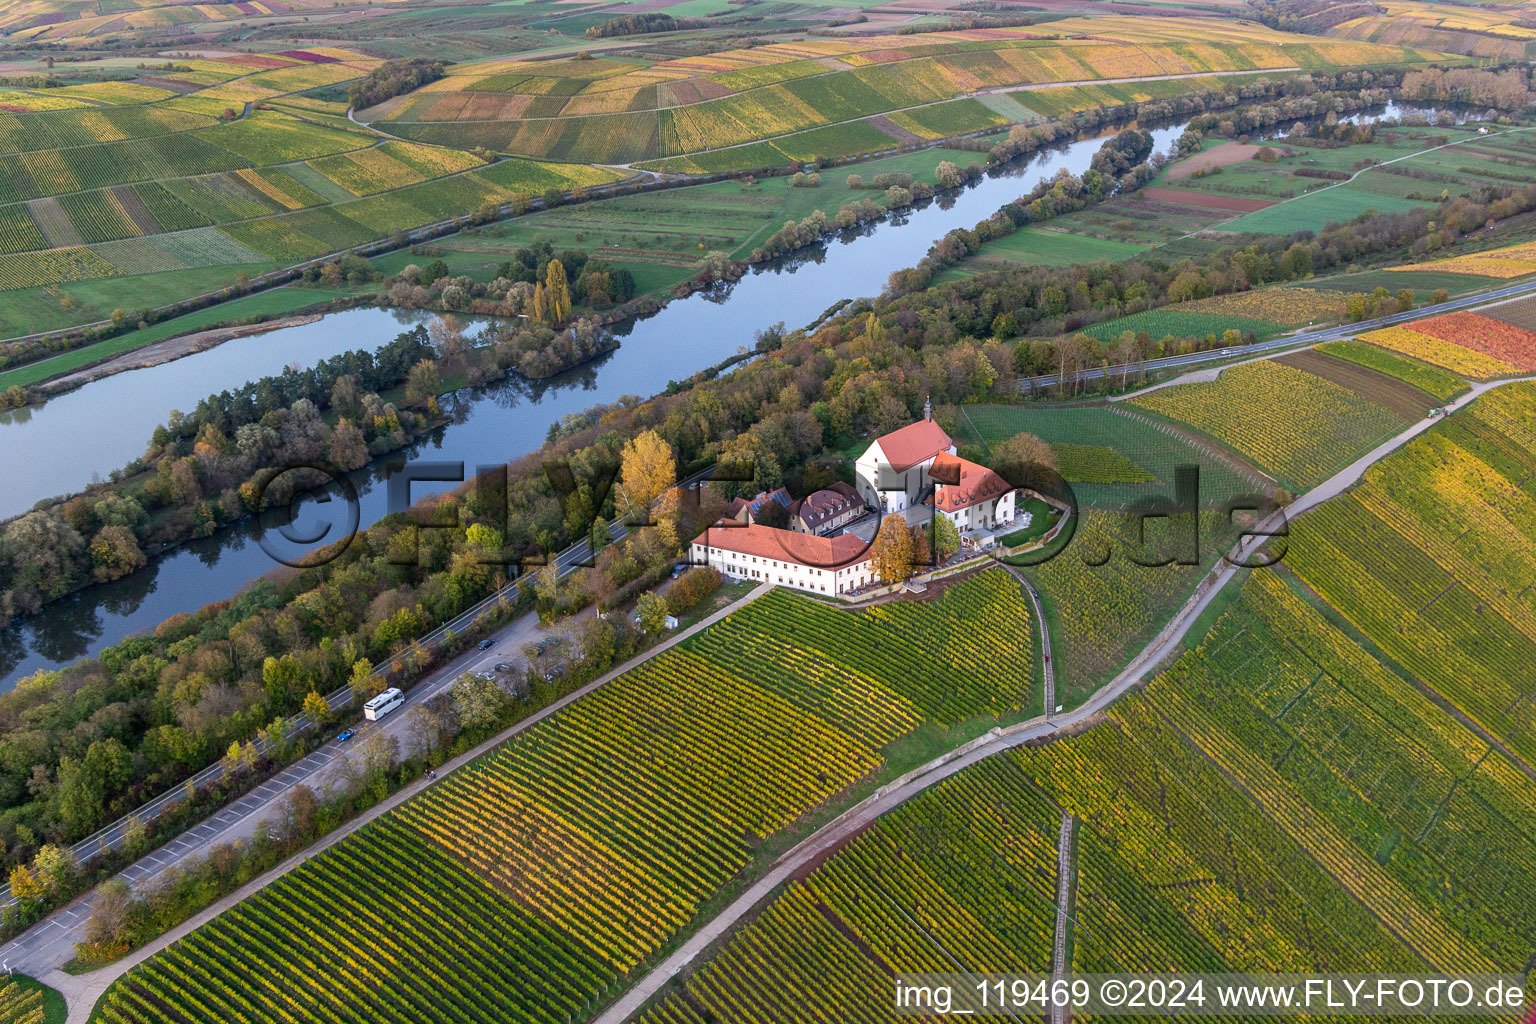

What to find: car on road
left=478, top=638, right=494, bottom=650
left=336, top=728, right=356, bottom=742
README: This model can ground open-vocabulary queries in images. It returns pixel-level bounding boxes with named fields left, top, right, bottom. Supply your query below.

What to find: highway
left=1012, top=276, right=1536, bottom=394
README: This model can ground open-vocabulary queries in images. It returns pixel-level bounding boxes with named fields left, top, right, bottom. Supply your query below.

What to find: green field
left=1220, top=186, right=1432, bottom=234
left=1078, top=309, right=1285, bottom=343
left=961, top=402, right=1267, bottom=508
left=1314, top=339, right=1467, bottom=402
left=1304, top=267, right=1506, bottom=296
left=373, top=147, right=984, bottom=296
left=1284, top=383, right=1536, bottom=767
left=972, top=225, right=1149, bottom=268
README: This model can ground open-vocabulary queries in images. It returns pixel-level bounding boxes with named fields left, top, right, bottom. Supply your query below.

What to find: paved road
left=592, top=370, right=1536, bottom=1024
left=1016, top=275, right=1536, bottom=395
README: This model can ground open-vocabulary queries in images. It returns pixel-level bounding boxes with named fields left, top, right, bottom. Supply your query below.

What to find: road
left=1014, top=274, right=1536, bottom=395
left=590, top=369, right=1536, bottom=1024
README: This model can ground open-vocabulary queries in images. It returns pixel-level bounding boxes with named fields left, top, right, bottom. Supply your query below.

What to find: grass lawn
left=999, top=497, right=1060, bottom=547
left=974, top=226, right=1148, bottom=267
left=0, top=285, right=362, bottom=391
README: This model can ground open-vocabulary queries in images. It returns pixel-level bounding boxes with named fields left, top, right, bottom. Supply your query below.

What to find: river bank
left=35, top=315, right=325, bottom=397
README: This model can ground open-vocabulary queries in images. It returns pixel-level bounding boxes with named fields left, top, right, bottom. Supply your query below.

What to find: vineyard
left=0, top=980, right=44, bottom=1024
left=1358, top=324, right=1519, bottom=378
left=96, top=573, right=1037, bottom=1024
left=1017, top=510, right=1240, bottom=698
left=1314, top=340, right=1467, bottom=402
left=638, top=757, right=1064, bottom=1024
left=1127, top=359, right=1408, bottom=488
left=1284, top=382, right=1536, bottom=768
left=1175, top=286, right=1345, bottom=326
left=636, top=564, right=1534, bottom=1021
left=1051, top=443, right=1154, bottom=484
left=1400, top=311, right=1536, bottom=371
left=1390, top=240, right=1536, bottom=279
left=377, top=26, right=1435, bottom=166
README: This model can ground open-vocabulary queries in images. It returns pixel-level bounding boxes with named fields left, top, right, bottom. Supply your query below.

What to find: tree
left=81, top=877, right=133, bottom=957
left=302, top=690, right=331, bottom=725
left=545, top=259, right=572, bottom=324
left=88, top=525, right=146, bottom=582
left=329, top=418, right=369, bottom=471
left=635, top=590, right=669, bottom=634
left=992, top=432, right=1059, bottom=474
left=450, top=672, right=509, bottom=732
left=404, top=359, right=441, bottom=407
left=870, top=514, right=914, bottom=584
left=348, top=658, right=381, bottom=703
left=618, top=429, right=676, bottom=522
left=928, top=514, right=960, bottom=561
left=590, top=515, right=610, bottom=555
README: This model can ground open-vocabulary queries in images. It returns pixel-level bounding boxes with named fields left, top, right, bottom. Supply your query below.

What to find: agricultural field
left=1016, top=509, right=1241, bottom=698
left=371, top=25, right=1442, bottom=167
left=95, top=573, right=1039, bottom=1024
left=1273, top=349, right=1440, bottom=419
left=0, top=979, right=45, bottom=1024
left=1389, top=239, right=1536, bottom=279
left=1358, top=310, right=1536, bottom=377
left=1221, top=187, right=1432, bottom=234
left=1127, top=358, right=1410, bottom=488
left=1077, top=309, right=1286, bottom=344
left=959, top=402, right=1269, bottom=509
left=1283, top=382, right=1536, bottom=768
left=372, top=148, right=982, bottom=297
left=1314, top=340, right=1467, bottom=402
left=637, top=756, right=1064, bottom=1024
left=1174, top=286, right=1345, bottom=326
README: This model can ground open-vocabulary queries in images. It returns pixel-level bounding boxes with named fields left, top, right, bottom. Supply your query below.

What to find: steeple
left=923, top=395, right=932, bottom=422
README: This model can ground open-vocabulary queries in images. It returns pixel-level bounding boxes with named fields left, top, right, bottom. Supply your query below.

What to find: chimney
left=923, top=395, right=932, bottom=422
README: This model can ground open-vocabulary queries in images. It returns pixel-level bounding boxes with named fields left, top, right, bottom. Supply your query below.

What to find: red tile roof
left=931, top=454, right=1013, bottom=512
left=691, top=523, right=872, bottom=569
left=871, top=419, right=953, bottom=473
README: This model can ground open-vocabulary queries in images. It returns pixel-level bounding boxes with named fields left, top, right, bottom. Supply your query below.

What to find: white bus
left=363, top=687, right=405, bottom=722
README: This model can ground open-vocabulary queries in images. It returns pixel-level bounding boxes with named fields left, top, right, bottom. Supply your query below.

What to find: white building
left=690, top=523, right=876, bottom=596
left=854, top=400, right=957, bottom=514
left=929, top=452, right=1016, bottom=531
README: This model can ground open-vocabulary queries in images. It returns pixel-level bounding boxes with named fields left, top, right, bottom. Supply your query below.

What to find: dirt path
left=36, top=314, right=323, bottom=394
left=1051, top=812, right=1076, bottom=1024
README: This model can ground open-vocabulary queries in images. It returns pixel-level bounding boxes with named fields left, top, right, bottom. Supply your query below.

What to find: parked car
left=478, top=638, right=494, bottom=650
left=336, top=728, right=356, bottom=743
left=493, top=662, right=512, bottom=673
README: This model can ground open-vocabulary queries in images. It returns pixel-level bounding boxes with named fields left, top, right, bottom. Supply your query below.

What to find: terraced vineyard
left=635, top=567, right=1536, bottom=1022
left=95, top=572, right=1037, bottom=1024
left=1127, top=359, right=1408, bottom=488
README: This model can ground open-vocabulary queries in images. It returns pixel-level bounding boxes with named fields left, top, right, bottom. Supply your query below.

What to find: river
left=0, top=101, right=1448, bottom=683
